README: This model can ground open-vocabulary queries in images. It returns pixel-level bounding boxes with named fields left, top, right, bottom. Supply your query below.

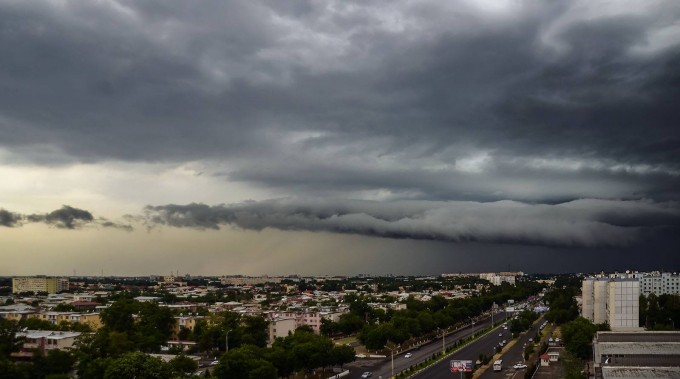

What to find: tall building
left=12, top=276, right=69, bottom=294
left=581, top=278, right=640, bottom=331
left=607, top=279, right=639, bottom=329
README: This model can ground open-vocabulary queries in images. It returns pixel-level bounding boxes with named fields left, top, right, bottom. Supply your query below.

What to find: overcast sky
left=1, top=0, right=679, bottom=276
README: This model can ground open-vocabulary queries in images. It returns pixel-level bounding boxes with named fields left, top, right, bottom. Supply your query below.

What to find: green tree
left=213, top=345, right=277, bottom=379
left=0, top=319, right=22, bottom=357
left=169, top=354, right=198, bottom=375
left=561, top=317, right=597, bottom=359
left=103, top=352, right=172, bottom=379
left=100, top=299, right=136, bottom=332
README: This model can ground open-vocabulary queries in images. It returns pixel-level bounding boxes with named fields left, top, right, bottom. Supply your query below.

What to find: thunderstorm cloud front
left=1, top=0, right=680, bottom=273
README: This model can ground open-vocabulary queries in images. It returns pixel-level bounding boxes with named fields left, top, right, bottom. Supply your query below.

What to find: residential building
left=12, top=330, right=82, bottom=357
left=171, top=315, right=205, bottom=339
left=12, top=276, right=69, bottom=294
left=639, top=272, right=680, bottom=296
left=581, top=278, right=640, bottom=330
left=268, top=318, right=297, bottom=345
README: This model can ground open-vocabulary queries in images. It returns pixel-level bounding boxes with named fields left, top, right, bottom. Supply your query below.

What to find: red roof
left=540, top=354, right=550, bottom=359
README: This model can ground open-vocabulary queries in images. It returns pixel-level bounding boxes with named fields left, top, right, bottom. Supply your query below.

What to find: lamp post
left=442, top=329, right=446, bottom=355
left=388, top=344, right=400, bottom=379
left=225, top=329, right=232, bottom=353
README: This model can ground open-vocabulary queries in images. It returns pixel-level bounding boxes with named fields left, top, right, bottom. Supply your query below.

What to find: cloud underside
left=4, top=197, right=679, bottom=248
left=143, top=198, right=680, bottom=247
left=0, top=1, right=679, bottom=204
left=0, top=205, right=132, bottom=231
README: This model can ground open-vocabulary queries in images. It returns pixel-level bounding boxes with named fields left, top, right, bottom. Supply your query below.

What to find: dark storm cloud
left=144, top=198, right=680, bottom=247
left=0, top=209, right=21, bottom=227
left=1, top=0, right=679, bottom=204
left=1, top=205, right=133, bottom=230
left=27, top=205, right=94, bottom=229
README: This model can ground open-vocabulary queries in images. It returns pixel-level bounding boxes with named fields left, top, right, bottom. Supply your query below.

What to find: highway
left=344, top=311, right=509, bottom=379
left=477, top=316, right=545, bottom=379
left=410, top=317, right=512, bottom=379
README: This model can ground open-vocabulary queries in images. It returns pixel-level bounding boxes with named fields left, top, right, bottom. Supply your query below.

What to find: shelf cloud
left=144, top=198, right=680, bottom=247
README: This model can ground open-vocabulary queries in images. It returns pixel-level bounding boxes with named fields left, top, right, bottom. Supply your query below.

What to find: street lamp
left=387, top=344, right=400, bottom=379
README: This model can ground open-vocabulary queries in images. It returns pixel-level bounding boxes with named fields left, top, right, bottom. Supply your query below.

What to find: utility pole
left=225, top=329, right=232, bottom=353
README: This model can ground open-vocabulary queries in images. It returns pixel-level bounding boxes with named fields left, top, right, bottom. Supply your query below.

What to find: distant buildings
left=593, top=271, right=680, bottom=297
left=12, top=276, right=69, bottom=294
left=639, top=272, right=680, bottom=296
left=479, top=273, right=518, bottom=286
left=581, top=278, right=640, bottom=331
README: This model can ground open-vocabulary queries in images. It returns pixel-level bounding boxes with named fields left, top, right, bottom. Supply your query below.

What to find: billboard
left=450, top=360, right=473, bottom=372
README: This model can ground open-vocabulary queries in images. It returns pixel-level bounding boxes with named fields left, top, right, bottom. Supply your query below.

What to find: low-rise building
left=593, top=331, right=680, bottom=379
left=268, top=318, right=297, bottom=345
left=13, top=330, right=82, bottom=357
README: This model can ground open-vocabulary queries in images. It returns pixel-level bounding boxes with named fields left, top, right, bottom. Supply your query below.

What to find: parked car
left=361, top=372, right=373, bottom=378
left=404, top=353, right=413, bottom=358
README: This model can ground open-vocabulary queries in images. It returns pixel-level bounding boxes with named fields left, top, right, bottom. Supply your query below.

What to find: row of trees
left=560, top=317, right=610, bottom=360
left=353, top=281, right=544, bottom=350
left=213, top=327, right=355, bottom=379
left=509, top=309, right=539, bottom=335
left=639, top=293, right=680, bottom=330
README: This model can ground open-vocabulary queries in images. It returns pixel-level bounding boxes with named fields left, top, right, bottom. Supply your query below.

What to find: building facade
left=639, top=272, right=680, bottom=296
left=12, top=277, right=69, bottom=294
left=581, top=278, right=640, bottom=331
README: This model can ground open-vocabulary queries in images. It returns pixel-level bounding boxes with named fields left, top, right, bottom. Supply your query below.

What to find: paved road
left=411, top=318, right=512, bottom=379
left=345, top=311, right=510, bottom=379
left=477, top=317, right=545, bottom=379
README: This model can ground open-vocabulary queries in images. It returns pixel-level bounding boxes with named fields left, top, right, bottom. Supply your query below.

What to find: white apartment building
left=582, top=278, right=640, bottom=331
left=639, top=272, right=680, bottom=296
left=491, top=275, right=516, bottom=286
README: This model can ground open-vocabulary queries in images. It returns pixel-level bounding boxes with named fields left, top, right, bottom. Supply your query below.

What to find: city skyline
left=1, top=0, right=680, bottom=275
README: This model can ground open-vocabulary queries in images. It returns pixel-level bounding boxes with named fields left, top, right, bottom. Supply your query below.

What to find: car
left=502, top=340, right=507, bottom=345
left=499, top=333, right=503, bottom=337
left=355, top=354, right=367, bottom=358
left=404, top=353, right=413, bottom=358
left=361, top=372, right=373, bottom=378
left=513, top=363, right=528, bottom=369
left=210, top=360, right=219, bottom=366
left=529, top=338, right=533, bottom=342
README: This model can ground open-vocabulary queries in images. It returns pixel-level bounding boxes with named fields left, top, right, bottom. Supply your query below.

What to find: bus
left=493, top=360, right=503, bottom=371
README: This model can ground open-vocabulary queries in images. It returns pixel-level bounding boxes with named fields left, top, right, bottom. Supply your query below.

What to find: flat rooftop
left=602, top=366, right=680, bottom=379
left=597, top=331, right=680, bottom=343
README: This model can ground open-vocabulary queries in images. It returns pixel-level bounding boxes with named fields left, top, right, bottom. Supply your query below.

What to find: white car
left=404, top=353, right=413, bottom=358
left=361, top=372, right=373, bottom=378
left=499, top=333, right=503, bottom=337
left=513, top=363, right=528, bottom=369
